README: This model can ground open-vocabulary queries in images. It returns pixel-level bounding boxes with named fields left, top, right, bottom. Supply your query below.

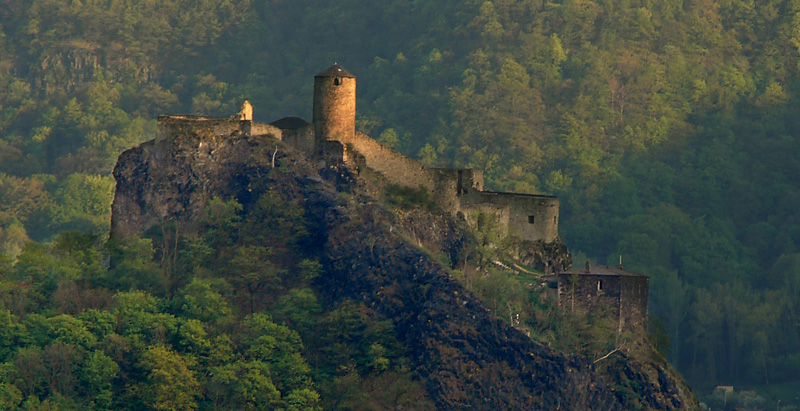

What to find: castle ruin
left=554, top=262, right=649, bottom=333
left=156, top=63, right=560, bottom=244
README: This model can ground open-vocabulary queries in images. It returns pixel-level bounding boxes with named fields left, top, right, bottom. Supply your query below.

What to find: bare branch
left=593, top=348, right=620, bottom=364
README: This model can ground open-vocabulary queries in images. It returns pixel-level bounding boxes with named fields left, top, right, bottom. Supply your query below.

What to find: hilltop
left=109, top=107, right=697, bottom=408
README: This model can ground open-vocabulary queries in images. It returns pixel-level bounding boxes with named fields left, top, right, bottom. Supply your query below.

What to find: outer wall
left=464, top=193, right=559, bottom=242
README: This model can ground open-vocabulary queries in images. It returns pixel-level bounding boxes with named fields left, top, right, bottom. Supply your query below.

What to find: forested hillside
left=2, top=0, right=800, bottom=405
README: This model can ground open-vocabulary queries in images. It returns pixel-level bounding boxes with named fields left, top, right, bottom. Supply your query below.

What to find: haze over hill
left=1, top=0, right=800, bottom=407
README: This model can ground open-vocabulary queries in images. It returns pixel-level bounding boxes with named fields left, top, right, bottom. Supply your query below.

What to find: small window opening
left=554, top=215, right=557, bottom=224
left=528, top=216, right=535, bottom=224
left=597, top=280, right=603, bottom=291
left=333, top=78, right=341, bottom=86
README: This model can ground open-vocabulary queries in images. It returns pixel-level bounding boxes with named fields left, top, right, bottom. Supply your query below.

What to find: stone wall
left=285, top=124, right=315, bottom=153
left=463, top=192, right=559, bottom=243
left=157, top=115, right=243, bottom=141
left=346, top=132, right=434, bottom=190
left=557, top=269, right=649, bottom=333
left=339, top=133, right=559, bottom=243
left=619, top=275, right=649, bottom=331
left=244, top=121, right=283, bottom=138
left=428, top=168, right=484, bottom=213
left=460, top=203, right=511, bottom=237
left=157, top=116, right=283, bottom=142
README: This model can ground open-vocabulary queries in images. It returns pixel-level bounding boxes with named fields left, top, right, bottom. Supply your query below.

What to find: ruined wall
left=427, top=168, right=484, bottom=213
left=557, top=272, right=649, bottom=333
left=339, top=134, right=558, bottom=243
left=619, top=276, right=649, bottom=331
left=270, top=117, right=315, bottom=153
left=313, top=75, right=356, bottom=143
left=156, top=115, right=244, bottom=141
left=287, top=124, right=315, bottom=153
left=559, top=273, right=623, bottom=327
left=157, top=116, right=283, bottom=142
left=244, top=121, right=282, bottom=138
left=463, top=192, right=559, bottom=243
left=347, top=132, right=434, bottom=190
left=460, top=203, right=511, bottom=237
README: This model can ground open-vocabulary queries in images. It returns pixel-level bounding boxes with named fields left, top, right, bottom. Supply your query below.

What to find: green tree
left=79, top=351, right=118, bottom=410
left=137, top=345, right=200, bottom=411
left=207, top=360, right=281, bottom=410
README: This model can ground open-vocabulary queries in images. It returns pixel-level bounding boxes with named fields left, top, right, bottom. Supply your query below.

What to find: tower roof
left=315, top=63, right=356, bottom=78
left=270, top=116, right=309, bottom=129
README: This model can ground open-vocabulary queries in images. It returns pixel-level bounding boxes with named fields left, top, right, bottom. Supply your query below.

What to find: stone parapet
left=157, top=115, right=243, bottom=141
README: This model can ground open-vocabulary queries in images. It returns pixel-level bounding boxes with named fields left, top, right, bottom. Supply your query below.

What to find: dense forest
left=1, top=0, right=800, bottom=406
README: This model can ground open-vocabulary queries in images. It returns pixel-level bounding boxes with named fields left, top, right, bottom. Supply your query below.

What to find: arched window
left=334, top=78, right=341, bottom=86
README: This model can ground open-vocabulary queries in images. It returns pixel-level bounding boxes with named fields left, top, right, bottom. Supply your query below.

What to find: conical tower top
left=315, top=63, right=356, bottom=78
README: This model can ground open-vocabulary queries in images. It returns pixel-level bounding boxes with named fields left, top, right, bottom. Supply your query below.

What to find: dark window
left=597, top=280, right=602, bottom=291
left=528, top=216, right=535, bottom=224
left=554, top=216, right=557, bottom=224
left=334, top=78, right=341, bottom=86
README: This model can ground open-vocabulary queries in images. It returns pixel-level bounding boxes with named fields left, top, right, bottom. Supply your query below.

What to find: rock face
left=111, top=131, right=697, bottom=410
left=111, top=129, right=298, bottom=238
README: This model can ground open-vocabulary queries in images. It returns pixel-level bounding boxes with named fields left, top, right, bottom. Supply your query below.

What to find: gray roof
left=315, top=63, right=356, bottom=78
left=559, top=264, right=648, bottom=278
left=270, top=116, right=309, bottom=129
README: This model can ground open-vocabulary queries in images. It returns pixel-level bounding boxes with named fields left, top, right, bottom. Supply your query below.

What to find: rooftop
left=270, top=116, right=310, bottom=129
left=315, top=63, right=356, bottom=78
left=560, top=264, right=647, bottom=278
left=482, top=190, right=557, bottom=199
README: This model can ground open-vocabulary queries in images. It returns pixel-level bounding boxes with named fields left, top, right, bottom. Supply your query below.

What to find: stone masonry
left=155, top=63, right=561, bottom=244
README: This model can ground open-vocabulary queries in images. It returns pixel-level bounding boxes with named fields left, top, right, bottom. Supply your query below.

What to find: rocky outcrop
left=515, top=238, right=572, bottom=274
left=110, top=131, right=698, bottom=410
left=111, top=128, right=303, bottom=238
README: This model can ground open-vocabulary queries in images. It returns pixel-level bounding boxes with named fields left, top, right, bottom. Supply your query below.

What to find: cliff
left=111, top=130, right=697, bottom=410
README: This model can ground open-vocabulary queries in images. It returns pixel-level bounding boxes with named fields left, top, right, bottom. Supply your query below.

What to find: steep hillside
left=111, top=128, right=697, bottom=409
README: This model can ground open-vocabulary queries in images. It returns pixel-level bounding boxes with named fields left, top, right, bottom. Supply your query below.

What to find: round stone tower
left=313, top=63, right=356, bottom=144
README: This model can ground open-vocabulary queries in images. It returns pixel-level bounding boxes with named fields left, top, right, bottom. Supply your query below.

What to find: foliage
left=1, top=0, right=800, bottom=401
left=384, top=184, right=436, bottom=211
left=0, top=192, right=436, bottom=408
